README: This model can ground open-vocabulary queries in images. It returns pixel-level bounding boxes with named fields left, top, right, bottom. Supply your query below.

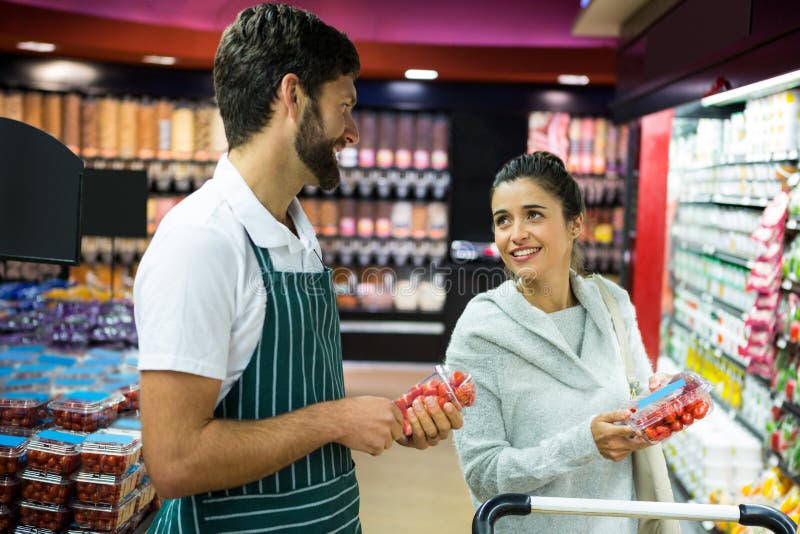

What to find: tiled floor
left=343, top=361, right=476, bottom=533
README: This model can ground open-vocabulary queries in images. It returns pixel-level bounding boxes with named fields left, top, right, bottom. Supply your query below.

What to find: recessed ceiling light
left=404, top=69, right=438, bottom=80
left=558, top=74, right=590, bottom=86
left=17, top=41, right=56, bottom=53
left=701, top=68, right=800, bottom=107
left=143, top=55, right=177, bottom=66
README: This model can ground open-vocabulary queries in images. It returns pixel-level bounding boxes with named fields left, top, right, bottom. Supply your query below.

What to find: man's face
left=294, top=75, right=359, bottom=191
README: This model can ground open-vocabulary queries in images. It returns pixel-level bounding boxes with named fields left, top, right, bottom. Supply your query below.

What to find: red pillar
left=632, top=109, right=673, bottom=369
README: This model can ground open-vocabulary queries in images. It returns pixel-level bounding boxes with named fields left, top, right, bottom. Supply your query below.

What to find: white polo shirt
left=133, top=154, right=324, bottom=405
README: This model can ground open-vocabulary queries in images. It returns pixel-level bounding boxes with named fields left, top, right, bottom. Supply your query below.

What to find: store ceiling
left=0, top=0, right=619, bottom=84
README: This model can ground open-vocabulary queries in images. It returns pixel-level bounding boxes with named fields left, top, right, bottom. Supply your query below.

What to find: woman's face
left=491, top=177, right=581, bottom=281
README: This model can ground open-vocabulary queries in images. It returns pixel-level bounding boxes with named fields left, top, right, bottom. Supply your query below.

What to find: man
left=134, top=3, right=462, bottom=533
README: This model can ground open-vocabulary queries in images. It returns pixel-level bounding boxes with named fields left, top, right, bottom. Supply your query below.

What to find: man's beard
left=295, top=100, right=342, bottom=191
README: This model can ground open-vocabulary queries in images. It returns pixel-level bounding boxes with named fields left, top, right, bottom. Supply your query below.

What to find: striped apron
left=149, top=235, right=360, bottom=534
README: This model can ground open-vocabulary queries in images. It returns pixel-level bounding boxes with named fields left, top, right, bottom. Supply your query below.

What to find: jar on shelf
left=136, top=98, right=157, bottom=160
left=338, top=198, right=357, bottom=238
left=299, top=198, right=321, bottom=235
left=210, top=107, right=227, bottom=159
left=81, top=96, right=99, bottom=158
left=395, top=113, right=414, bottom=170
left=376, top=112, right=396, bottom=169
left=375, top=201, right=392, bottom=239
left=62, top=93, right=81, bottom=155
left=42, top=93, right=63, bottom=142
left=118, top=96, right=138, bottom=160
left=98, top=96, right=120, bottom=159
left=411, top=202, right=428, bottom=240
left=156, top=99, right=174, bottom=160
left=431, top=114, right=449, bottom=170
left=171, top=102, right=195, bottom=161
left=357, top=201, right=375, bottom=239
left=414, top=113, right=432, bottom=170
left=427, top=202, right=448, bottom=240
left=194, top=104, right=214, bottom=161
left=319, top=198, right=339, bottom=237
left=22, top=91, right=43, bottom=129
left=390, top=202, right=413, bottom=239
left=357, top=111, right=377, bottom=168
left=4, top=90, right=24, bottom=121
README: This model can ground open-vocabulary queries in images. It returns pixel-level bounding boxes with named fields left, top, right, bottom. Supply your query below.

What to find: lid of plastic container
left=54, top=378, right=98, bottom=388
left=87, top=348, right=123, bottom=360
left=0, top=434, right=26, bottom=449
left=20, top=499, right=69, bottom=512
left=5, top=377, right=49, bottom=388
left=112, top=419, right=141, bottom=431
left=72, top=490, right=136, bottom=511
left=0, top=391, right=49, bottom=405
left=0, top=352, right=31, bottom=363
left=50, top=390, right=123, bottom=411
left=7, top=345, right=44, bottom=353
left=0, top=368, right=13, bottom=378
left=73, top=464, right=139, bottom=485
left=85, top=432, right=135, bottom=446
left=15, top=364, right=57, bottom=374
left=62, top=366, right=109, bottom=378
left=34, top=429, right=87, bottom=446
left=20, top=468, right=71, bottom=484
left=635, top=378, right=687, bottom=410
left=38, top=354, right=79, bottom=367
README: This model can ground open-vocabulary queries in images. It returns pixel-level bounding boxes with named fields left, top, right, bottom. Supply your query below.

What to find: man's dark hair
left=214, top=3, right=360, bottom=150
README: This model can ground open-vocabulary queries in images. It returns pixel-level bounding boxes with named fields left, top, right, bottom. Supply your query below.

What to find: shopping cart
left=472, top=494, right=797, bottom=534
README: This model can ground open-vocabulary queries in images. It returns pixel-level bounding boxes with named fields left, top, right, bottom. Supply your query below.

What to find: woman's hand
left=396, top=396, right=464, bottom=450
left=591, top=409, right=649, bottom=462
left=648, top=373, right=673, bottom=392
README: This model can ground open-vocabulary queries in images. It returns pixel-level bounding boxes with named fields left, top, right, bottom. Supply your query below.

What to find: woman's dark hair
left=214, top=3, right=360, bottom=150
left=491, top=151, right=586, bottom=273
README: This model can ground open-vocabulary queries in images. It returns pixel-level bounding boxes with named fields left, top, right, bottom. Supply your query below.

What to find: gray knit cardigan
left=446, top=273, right=654, bottom=533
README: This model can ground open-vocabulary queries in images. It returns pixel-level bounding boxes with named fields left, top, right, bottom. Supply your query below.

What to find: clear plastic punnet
left=0, top=433, right=28, bottom=475
left=27, top=429, right=86, bottom=475
left=0, top=392, right=50, bottom=428
left=72, top=491, right=137, bottom=531
left=48, top=390, right=125, bottom=432
left=0, top=474, right=19, bottom=505
left=0, top=503, right=16, bottom=532
left=19, top=500, right=72, bottom=530
left=623, top=371, right=714, bottom=444
left=394, top=364, right=476, bottom=436
left=20, top=468, right=74, bottom=505
left=81, top=432, right=142, bottom=476
left=102, top=374, right=140, bottom=412
left=3, top=377, right=50, bottom=393
left=134, top=476, right=155, bottom=514
left=13, top=364, right=58, bottom=380
left=66, top=518, right=132, bottom=534
left=74, top=464, right=140, bottom=506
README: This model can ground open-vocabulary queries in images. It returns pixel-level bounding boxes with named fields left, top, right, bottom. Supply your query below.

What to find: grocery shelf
left=675, top=281, right=749, bottom=321
left=709, top=390, right=766, bottom=442
left=339, top=320, right=445, bottom=335
left=781, top=400, right=800, bottom=421
left=674, top=240, right=754, bottom=269
left=678, top=195, right=771, bottom=210
left=671, top=317, right=748, bottom=371
left=770, top=452, right=800, bottom=489
left=671, top=150, right=799, bottom=172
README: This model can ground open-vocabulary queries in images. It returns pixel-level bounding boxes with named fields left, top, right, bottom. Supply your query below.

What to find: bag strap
left=591, top=275, right=641, bottom=397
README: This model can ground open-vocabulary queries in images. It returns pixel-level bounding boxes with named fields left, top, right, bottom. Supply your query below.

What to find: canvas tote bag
left=593, top=276, right=681, bottom=534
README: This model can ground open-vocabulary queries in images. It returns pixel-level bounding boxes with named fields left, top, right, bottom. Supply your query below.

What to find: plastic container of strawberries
left=394, top=364, right=476, bottom=435
left=623, top=371, right=714, bottom=444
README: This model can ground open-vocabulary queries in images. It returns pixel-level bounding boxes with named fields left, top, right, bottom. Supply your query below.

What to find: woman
left=446, top=152, right=666, bottom=533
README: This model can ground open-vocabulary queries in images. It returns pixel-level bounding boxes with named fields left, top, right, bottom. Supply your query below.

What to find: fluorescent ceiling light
left=143, top=55, right=177, bottom=66
left=701, top=68, right=800, bottom=107
left=404, top=69, right=438, bottom=80
left=558, top=74, right=590, bottom=86
left=17, top=41, right=56, bottom=53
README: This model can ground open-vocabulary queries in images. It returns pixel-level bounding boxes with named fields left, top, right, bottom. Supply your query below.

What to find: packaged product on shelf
left=0, top=392, right=49, bottom=428
left=431, top=115, right=449, bottom=170
left=14, top=364, right=58, bottom=381
left=578, top=117, right=594, bottom=175
left=374, top=201, right=392, bottom=239
left=74, top=464, right=140, bottom=505
left=118, top=96, right=138, bottom=159
left=376, top=112, right=396, bottom=169
left=136, top=98, right=157, bottom=160
left=156, top=99, right=174, bottom=160
left=98, top=96, right=120, bottom=159
left=171, top=103, right=196, bottom=160
left=26, top=430, right=84, bottom=475
left=390, top=202, right=413, bottom=239
left=319, top=199, right=339, bottom=237
left=20, top=469, right=73, bottom=505
left=0, top=433, right=27, bottom=475
left=210, top=107, right=227, bottom=159
left=0, top=503, right=14, bottom=532
left=134, top=476, right=155, bottom=514
left=72, top=492, right=137, bottom=531
left=42, top=93, right=62, bottom=142
left=395, top=113, right=414, bottom=169
left=394, top=365, right=475, bottom=436
left=193, top=104, right=213, bottom=161
left=80, top=432, right=141, bottom=476
left=19, top=500, right=72, bottom=530
left=410, top=203, right=428, bottom=240
left=102, top=375, right=140, bottom=412
left=4, top=90, right=23, bottom=121
left=356, top=201, right=375, bottom=238
left=414, top=113, right=432, bottom=170
left=357, top=111, right=377, bottom=168
left=23, top=91, right=43, bottom=129
left=624, top=371, right=713, bottom=443
left=0, top=475, right=18, bottom=505
left=3, top=378, right=50, bottom=394
left=49, top=391, right=124, bottom=433
left=299, top=198, right=321, bottom=235
left=336, top=198, right=355, bottom=238
left=592, top=118, right=607, bottom=175
left=426, top=202, right=448, bottom=240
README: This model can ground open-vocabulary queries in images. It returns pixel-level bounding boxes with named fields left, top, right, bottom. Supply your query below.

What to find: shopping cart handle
left=739, top=504, right=797, bottom=534
left=472, top=494, right=531, bottom=534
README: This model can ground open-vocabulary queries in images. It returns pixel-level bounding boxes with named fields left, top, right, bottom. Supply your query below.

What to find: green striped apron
left=149, top=235, right=360, bottom=534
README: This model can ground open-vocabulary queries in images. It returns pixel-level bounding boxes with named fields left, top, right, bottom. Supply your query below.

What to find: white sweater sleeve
left=447, top=347, right=604, bottom=503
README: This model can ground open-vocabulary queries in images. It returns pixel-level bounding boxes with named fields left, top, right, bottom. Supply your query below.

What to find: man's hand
left=397, top=397, right=464, bottom=450
left=331, top=396, right=405, bottom=456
